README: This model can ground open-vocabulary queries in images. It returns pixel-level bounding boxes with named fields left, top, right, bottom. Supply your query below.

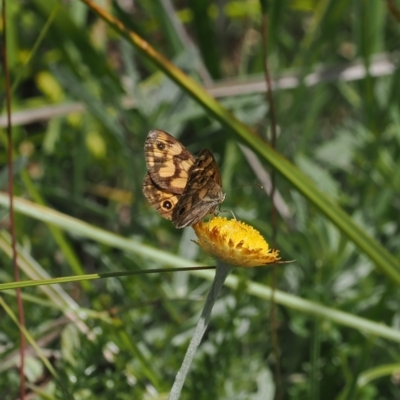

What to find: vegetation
left=1, top=0, right=400, bottom=399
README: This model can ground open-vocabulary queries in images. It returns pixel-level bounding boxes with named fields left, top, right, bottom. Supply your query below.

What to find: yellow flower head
left=192, top=217, right=281, bottom=268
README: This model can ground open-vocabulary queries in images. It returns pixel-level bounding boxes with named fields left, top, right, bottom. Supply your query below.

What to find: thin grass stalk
left=2, top=1, right=25, bottom=397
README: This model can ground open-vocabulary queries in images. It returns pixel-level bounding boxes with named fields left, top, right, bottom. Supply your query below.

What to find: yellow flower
left=192, top=217, right=281, bottom=268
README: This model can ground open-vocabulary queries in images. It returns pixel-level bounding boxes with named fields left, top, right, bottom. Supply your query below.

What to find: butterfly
left=142, top=129, right=225, bottom=228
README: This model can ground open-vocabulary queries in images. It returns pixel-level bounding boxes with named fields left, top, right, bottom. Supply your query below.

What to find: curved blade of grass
left=357, top=363, right=400, bottom=387
left=9, top=2, right=60, bottom=96
left=79, top=0, right=400, bottom=285
left=0, top=297, right=58, bottom=377
left=0, top=194, right=399, bottom=344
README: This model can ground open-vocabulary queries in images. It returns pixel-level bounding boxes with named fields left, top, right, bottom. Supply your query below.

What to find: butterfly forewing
left=144, top=129, right=195, bottom=195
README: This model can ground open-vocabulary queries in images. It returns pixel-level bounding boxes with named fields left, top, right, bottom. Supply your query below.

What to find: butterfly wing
left=144, top=129, right=195, bottom=195
left=172, top=149, right=225, bottom=228
left=142, top=173, right=180, bottom=220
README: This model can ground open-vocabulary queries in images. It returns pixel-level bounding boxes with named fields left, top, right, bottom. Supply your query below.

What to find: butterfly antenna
left=219, top=209, right=237, bottom=220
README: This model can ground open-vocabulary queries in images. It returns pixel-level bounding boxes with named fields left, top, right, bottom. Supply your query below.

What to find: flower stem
left=169, top=261, right=233, bottom=400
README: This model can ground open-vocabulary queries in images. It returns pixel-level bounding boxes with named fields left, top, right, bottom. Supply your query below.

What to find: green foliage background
left=1, top=0, right=400, bottom=399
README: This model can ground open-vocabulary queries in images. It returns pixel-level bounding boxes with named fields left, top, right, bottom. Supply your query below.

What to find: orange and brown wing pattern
left=144, top=129, right=195, bottom=195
